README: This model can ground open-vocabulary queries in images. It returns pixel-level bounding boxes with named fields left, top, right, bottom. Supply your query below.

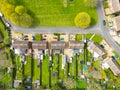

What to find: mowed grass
left=33, top=59, right=40, bottom=82
left=17, top=0, right=98, bottom=26
left=24, top=56, right=31, bottom=77
left=42, top=55, right=49, bottom=86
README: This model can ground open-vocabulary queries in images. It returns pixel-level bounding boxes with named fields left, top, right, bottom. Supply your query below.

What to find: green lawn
left=59, top=55, right=65, bottom=80
left=76, top=34, right=82, bottom=41
left=0, top=20, right=7, bottom=37
left=24, top=56, right=31, bottom=77
left=77, top=80, right=86, bottom=89
left=15, top=55, right=22, bottom=80
left=85, top=34, right=103, bottom=43
left=17, top=0, right=98, bottom=26
left=33, top=59, right=40, bottom=82
left=52, top=55, right=58, bottom=86
left=42, top=55, right=49, bottom=86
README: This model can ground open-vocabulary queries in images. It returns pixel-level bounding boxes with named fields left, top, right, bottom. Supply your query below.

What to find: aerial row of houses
left=106, top=0, right=120, bottom=34
left=13, top=41, right=106, bottom=58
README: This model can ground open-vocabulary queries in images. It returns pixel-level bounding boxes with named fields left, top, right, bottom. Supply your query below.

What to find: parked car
left=24, top=35, right=28, bottom=37
left=59, top=38, right=64, bottom=41
left=49, top=56, right=52, bottom=61
left=32, top=36, right=35, bottom=40
left=0, top=12, right=3, bottom=17
left=24, top=37, right=28, bottom=40
left=40, top=54, right=43, bottom=60
left=103, top=20, right=106, bottom=26
left=5, top=22, right=11, bottom=28
left=42, top=38, right=46, bottom=40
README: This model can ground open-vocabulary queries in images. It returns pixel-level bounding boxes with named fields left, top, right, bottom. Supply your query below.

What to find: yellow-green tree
left=84, top=0, right=98, bottom=8
left=74, top=12, right=91, bottom=28
left=15, top=5, right=26, bottom=15
left=19, top=13, right=33, bottom=27
left=1, top=3, right=15, bottom=19
left=10, top=13, right=20, bottom=25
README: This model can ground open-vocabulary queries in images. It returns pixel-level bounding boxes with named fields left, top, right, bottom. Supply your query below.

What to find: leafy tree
left=3, top=36, right=11, bottom=46
left=74, top=12, right=91, bottom=28
left=84, top=0, right=98, bottom=8
left=15, top=5, right=27, bottom=15
left=10, top=13, right=20, bottom=25
left=19, top=13, right=33, bottom=27
left=16, top=84, right=26, bottom=90
left=1, top=3, right=15, bottom=19
left=64, top=78, right=76, bottom=89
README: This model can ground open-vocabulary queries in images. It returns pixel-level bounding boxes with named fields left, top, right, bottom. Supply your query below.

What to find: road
left=1, top=0, right=120, bottom=56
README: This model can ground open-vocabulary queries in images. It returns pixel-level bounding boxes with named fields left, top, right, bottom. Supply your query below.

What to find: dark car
left=24, top=37, right=28, bottom=40
left=24, top=35, right=28, bottom=37
left=103, top=20, right=106, bottom=26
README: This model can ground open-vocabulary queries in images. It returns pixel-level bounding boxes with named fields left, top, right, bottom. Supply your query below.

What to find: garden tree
left=1, top=2, right=15, bottom=19
left=87, top=80, right=102, bottom=90
left=52, top=84, right=63, bottom=90
left=1, top=0, right=16, bottom=5
left=74, top=12, right=91, bottom=28
left=10, top=13, right=20, bottom=25
left=15, top=6, right=27, bottom=15
left=16, top=84, right=26, bottom=90
left=19, top=13, right=33, bottom=27
left=64, top=78, right=76, bottom=89
left=84, top=0, right=98, bottom=8
left=3, top=36, right=11, bottom=46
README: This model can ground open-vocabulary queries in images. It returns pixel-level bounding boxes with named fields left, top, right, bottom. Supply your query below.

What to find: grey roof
left=50, top=41, right=66, bottom=49
left=108, top=0, right=120, bottom=14
left=13, top=41, right=28, bottom=49
left=88, top=41, right=105, bottom=56
left=113, top=16, right=120, bottom=32
left=32, top=41, right=47, bottom=49
left=69, top=41, right=84, bottom=49
left=107, top=58, right=120, bottom=76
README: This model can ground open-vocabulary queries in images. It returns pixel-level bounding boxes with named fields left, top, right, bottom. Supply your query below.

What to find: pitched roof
left=113, top=16, right=120, bottom=32
left=13, top=41, right=28, bottom=49
left=69, top=41, right=84, bottom=49
left=32, top=41, right=47, bottom=49
left=50, top=41, right=66, bottom=49
left=108, top=0, right=120, bottom=14
left=88, top=42, right=105, bottom=57
left=107, top=58, right=120, bottom=76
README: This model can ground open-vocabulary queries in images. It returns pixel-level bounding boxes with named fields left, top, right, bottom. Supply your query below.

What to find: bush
left=19, top=13, right=33, bottom=27
left=74, top=12, right=91, bottom=28
left=0, top=43, right=5, bottom=49
left=15, top=5, right=27, bottom=15
left=84, top=0, right=98, bottom=8
left=103, top=1, right=109, bottom=8
left=75, top=34, right=82, bottom=41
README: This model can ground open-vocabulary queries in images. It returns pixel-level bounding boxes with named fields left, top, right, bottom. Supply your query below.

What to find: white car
left=0, top=12, right=3, bottom=17
left=5, top=22, right=11, bottom=27
left=40, top=55, right=43, bottom=60
left=49, top=56, right=52, bottom=61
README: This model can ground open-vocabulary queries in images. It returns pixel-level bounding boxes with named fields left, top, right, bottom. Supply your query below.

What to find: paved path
left=1, top=0, right=120, bottom=56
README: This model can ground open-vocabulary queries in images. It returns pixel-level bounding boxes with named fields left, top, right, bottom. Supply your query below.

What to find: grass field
left=16, top=0, right=98, bottom=26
